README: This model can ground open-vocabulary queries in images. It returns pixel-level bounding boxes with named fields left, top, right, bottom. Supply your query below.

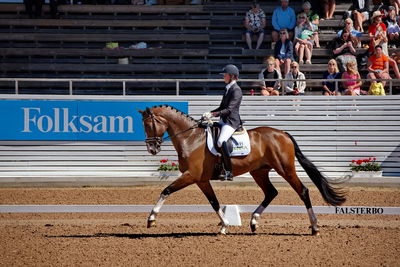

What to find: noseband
left=142, top=110, right=163, bottom=146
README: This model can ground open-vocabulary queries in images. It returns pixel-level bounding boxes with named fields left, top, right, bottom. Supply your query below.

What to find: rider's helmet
left=220, top=64, right=239, bottom=77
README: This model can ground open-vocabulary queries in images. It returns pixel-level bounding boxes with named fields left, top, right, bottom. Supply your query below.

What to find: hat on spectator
left=371, top=11, right=383, bottom=21
left=388, top=6, right=395, bottom=11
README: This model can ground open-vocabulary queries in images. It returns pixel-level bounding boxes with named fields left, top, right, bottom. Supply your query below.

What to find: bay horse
left=139, top=105, right=346, bottom=235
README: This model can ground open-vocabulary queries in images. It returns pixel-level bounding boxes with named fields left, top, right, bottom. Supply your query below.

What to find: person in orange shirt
left=367, top=45, right=391, bottom=87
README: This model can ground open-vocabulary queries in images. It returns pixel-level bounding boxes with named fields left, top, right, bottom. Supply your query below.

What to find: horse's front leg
left=197, top=181, right=229, bottom=234
left=147, top=172, right=196, bottom=228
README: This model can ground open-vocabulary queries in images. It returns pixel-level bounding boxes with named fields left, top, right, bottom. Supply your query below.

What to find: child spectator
left=333, top=29, right=358, bottom=72
left=322, top=59, right=342, bottom=95
left=283, top=61, right=306, bottom=95
left=367, top=45, right=391, bottom=87
left=342, top=61, right=365, bottom=96
left=271, top=0, right=296, bottom=46
left=294, top=13, right=314, bottom=64
left=244, top=2, right=266, bottom=49
left=274, top=28, right=295, bottom=75
left=258, top=57, right=281, bottom=96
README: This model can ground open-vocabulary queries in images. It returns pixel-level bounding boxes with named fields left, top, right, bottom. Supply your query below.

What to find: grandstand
left=0, top=0, right=399, bottom=94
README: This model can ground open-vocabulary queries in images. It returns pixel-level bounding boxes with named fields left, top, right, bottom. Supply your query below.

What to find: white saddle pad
left=206, top=127, right=251, bottom=157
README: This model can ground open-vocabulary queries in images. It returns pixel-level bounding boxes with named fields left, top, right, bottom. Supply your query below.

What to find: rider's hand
left=202, top=112, right=212, bottom=119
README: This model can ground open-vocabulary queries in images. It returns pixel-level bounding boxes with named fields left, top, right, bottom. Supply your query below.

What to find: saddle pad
left=206, top=127, right=251, bottom=157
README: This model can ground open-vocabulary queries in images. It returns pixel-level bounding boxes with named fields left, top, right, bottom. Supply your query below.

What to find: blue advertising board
left=0, top=100, right=188, bottom=141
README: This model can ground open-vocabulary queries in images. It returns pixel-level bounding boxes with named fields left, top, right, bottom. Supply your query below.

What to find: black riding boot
left=219, top=141, right=233, bottom=181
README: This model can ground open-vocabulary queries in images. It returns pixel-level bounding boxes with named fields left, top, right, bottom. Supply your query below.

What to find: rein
left=143, top=110, right=199, bottom=145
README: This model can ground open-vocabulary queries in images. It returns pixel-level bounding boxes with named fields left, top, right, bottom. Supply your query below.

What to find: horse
left=139, top=105, right=346, bottom=235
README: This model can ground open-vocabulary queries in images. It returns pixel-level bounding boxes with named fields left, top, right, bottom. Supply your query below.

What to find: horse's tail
left=285, top=132, right=346, bottom=206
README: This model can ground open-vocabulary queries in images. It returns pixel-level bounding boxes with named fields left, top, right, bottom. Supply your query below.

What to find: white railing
left=0, top=78, right=398, bottom=95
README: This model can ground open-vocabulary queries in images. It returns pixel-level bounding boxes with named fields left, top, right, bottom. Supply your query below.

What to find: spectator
left=337, top=18, right=363, bottom=44
left=346, top=0, right=371, bottom=33
left=283, top=61, right=306, bottom=95
left=301, top=1, right=317, bottom=20
left=272, top=0, right=296, bottom=46
left=323, top=0, right=336, bottom=20
left=244, top=2, right=266, bottom=49
left=367, top=45, right=391, bottom=87
left=274, top=28, right=295, bottom=75
left=384, top=6, right=400, bottom=47
left=333, top=29, right=358, bottom=72
left=322, top=59, right=342, bottom=95
left=342, top=61, right=365, bottom=96
left=310, top=14, right=321, bottom=48
left=369, top=10, right=400, bottom=78
left=24, top=0, right=43, bottom=18
left=258, top=57, right=281, bottom=96
left=294, top=13, right=313, bottom=64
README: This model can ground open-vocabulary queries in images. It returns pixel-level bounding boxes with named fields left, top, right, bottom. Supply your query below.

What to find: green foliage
left=349, top=157, right=382, bottom=172
left=158, top=159, right=179, bottom=171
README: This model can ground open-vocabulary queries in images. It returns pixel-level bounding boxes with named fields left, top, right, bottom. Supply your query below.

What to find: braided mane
left=153, top=104, right=196, bottom=122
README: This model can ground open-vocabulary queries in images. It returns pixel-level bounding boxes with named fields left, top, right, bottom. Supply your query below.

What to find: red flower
left=351, top=160, right=356, bottom=163
left=171, top=162, right=176, bottom=166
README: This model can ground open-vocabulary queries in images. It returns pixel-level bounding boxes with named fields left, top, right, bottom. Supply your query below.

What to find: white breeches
left=217, top=123, right=235, bottom=147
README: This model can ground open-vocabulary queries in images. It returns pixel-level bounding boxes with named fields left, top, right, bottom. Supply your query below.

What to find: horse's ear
left=145, top=107, right=152, bottom=114
left=137, top=109, right=144, bottom=115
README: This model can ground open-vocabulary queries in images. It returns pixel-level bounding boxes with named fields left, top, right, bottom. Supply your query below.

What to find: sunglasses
left=328, top=63, right=335, bottom=66
left=280, top=32, right=286, bottom=35
left=291, top=66, right=298, bottom=68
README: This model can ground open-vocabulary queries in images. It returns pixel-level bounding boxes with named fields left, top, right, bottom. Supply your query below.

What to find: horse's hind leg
left=276, top=165, right=320, bottom=236
left=249, top=168, right=278, bottom=232
left=147, top=173, right=196, bottom=228
left=197, top=181, right=229, bottom=234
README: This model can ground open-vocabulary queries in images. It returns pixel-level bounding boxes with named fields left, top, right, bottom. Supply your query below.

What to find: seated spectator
left=322, top=59, right=342, bottom=95
left=301, top=1, right=318, bottom=20
left=345, top=0, right=370, bottom=33
left=294, top=13, right=314, bottom=64
left=367, top=45, right=391, bottom=87
left=274, top=28, right=295, bottom=75
left=337, top=18, right=362, bottom=44
left=333, top=29, right=358, bottom=72
left=272, top=0, right=296, bottom=46
left=369, top=10, right=400, bottom=78
left=342, top=61, right=365, bottom=96
left=323, top=0, right=336, bottom=20
left=310, top=14, right=321, bottom=48
left=244, top=2, right=266, bottom=49
left=283, top=61, right=306, bottom=95
left=384, top=6, right=400, bottom=47
left=258, top=57, right=281, bottom=96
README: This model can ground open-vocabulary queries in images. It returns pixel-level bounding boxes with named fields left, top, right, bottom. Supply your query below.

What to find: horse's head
left=138, top=107, right=168, bottom=155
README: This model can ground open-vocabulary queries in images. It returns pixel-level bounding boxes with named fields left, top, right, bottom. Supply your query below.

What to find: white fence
left=0, top=94, right=399, bottom=182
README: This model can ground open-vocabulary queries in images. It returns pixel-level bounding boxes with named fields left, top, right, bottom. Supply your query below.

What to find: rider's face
left=223, top=74, right=231, bottom=83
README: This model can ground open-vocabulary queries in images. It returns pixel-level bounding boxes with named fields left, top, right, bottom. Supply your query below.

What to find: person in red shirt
left=367, top=45, right=391, bottom=87
left=368, top=11, right=400, bottom=79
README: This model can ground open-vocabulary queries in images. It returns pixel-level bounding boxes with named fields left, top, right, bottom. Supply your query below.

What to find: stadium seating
left=0, top=1, right=398, bottom=94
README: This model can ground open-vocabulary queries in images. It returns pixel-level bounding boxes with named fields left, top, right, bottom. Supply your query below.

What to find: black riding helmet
left=220, top=64, right=239, bottom=77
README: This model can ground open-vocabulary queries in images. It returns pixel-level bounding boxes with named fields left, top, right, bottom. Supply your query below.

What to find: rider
left=203, top=64, right=243, bottom=181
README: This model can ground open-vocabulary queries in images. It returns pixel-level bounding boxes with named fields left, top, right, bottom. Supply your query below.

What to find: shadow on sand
left=45, top=231, right=306, bottom=239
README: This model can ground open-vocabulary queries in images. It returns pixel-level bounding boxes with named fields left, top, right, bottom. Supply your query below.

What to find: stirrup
left=219, top=171, right=233, bottom=181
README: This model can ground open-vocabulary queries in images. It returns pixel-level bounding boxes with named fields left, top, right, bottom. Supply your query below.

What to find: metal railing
left=0, top=78, right=398, bottom=95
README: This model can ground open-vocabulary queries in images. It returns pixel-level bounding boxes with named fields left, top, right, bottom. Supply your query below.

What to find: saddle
left=206, top=122, right=251, bottom=157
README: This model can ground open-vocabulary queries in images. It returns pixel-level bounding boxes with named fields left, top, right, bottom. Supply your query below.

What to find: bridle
left=142, top=109, right=199, bottom=146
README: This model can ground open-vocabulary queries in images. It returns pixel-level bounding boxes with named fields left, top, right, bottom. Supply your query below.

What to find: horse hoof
left=250, top=223, right=257, bottom=232
left=147, top=220, right=156, bottom=228
left=311, top=229, right=320, bottom=236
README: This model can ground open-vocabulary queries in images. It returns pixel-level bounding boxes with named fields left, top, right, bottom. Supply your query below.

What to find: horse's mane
left=153, top=104, right=196, bottom=123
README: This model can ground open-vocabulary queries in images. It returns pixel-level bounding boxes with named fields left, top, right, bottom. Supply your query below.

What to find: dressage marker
left=1, top=205, right=399, bottom=226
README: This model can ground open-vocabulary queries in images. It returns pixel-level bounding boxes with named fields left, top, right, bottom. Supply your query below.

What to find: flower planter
left=351, top=171, right=383, bottom=178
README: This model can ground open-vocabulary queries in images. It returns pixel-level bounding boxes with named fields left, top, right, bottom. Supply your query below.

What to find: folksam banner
left=0, top=100, right=188, bottom=141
